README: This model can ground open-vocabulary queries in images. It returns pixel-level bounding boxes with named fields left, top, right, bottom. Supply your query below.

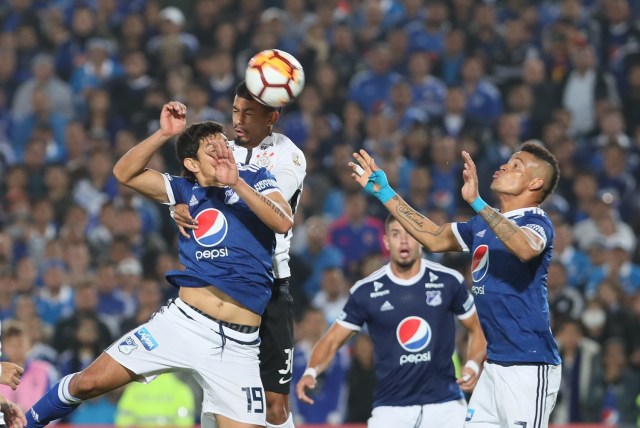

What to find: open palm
left=159, top=102, right=187, bottom=137
left=206, top=139, right=238, bottom=187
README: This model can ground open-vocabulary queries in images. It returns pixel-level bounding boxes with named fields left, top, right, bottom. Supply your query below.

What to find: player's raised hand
left=171, top=204, right=197, bottom=238
left=0, top=362, right=24, bottom=390
left=349, top=150, right=397, bottom=204
left=296, top=374, right=317, bottom=405
left=206, top=136, right=239, bottom=187
left=159, top=101, right=187, bottom=138
left=461, top=150, right=480, bottom=204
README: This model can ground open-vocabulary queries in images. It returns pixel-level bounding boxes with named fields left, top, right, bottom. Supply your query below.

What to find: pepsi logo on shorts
left=193, top=209, right=229, bottom=247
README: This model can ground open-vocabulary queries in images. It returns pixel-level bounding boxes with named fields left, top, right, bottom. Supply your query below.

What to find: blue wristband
left=470, top=196, right=488, bottom=213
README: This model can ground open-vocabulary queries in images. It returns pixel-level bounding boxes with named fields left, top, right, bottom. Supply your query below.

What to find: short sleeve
left=162, top=174, right=187, bottom=205
left=248, top=168, right=282, bottom=196
left=449, top=277, right=476, bottom=320
left=336, top=291, right=366, bottom=331
left=451, top=219, right=475, bottom=252
left=519, top=213, right=554, bottom=250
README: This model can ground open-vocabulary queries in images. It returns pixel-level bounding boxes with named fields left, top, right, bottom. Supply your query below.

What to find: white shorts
left=105, top=298, right=264, bottom=426
left=368, top=399, right=467, bottom=428
left=465, top=362, right=561, bottom=428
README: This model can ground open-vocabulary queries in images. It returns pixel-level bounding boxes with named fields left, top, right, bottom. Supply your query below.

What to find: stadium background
left=0, top=0, right=639, bottom=426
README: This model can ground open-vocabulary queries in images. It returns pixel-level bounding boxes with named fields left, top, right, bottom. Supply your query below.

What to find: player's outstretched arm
left=296, top=323, right=356, bottom=405
left=0, top=362, right=24, bottom=390
left=460, top=151, right=545, bottom=262
left=113, top=102, right=187, bottom=203
left=206, top=138, right=293, bottom=234
left=349, top=149, right=461, bottom=253
left=456, top=311, right=486, bottom=393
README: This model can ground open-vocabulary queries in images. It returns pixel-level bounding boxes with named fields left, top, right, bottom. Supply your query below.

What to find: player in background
left=25, top=102, right=293, bottom=428
left=296, top=215, right=486, bottom=428
left=173, top=81, right=306, bottom=428
left=349, top=142, right=562, bottom=427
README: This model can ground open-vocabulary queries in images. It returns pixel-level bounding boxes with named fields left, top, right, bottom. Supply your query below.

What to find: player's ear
left=383, top=233, right=390, bottom=252
left=268, top=109, right=280, bottom=126
left=183, top=157, right=199, bottom=175
left=529, top=176, right=544, bottom=192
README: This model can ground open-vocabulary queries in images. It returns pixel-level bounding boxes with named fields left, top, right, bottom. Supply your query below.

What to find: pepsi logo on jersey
left=396, top=316, right=432, bottom=365
left=193, top=209, right=228, bottom=247
left=471, top=244, right=489, bottom=282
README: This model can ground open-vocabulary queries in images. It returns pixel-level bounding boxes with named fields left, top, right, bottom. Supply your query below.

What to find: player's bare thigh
left=180, top=286, right=261, bottom=326
left=69, top=352, right=139, bottom=399
left=215, top=413, right=263, bottom=428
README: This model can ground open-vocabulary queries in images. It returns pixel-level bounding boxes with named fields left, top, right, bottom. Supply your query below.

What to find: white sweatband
left=303, top=367, right=317, bottom=380
left=464, top=360, right=480, bottom=375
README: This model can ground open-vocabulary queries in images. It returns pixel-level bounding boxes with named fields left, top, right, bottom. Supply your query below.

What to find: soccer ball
left=245, top=49, right=305, bottom=108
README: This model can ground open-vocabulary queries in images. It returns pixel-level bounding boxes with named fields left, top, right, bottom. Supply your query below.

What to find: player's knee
left=71, top=371, right=106, bottom=399
left=265, top=394, right=289, bottom=424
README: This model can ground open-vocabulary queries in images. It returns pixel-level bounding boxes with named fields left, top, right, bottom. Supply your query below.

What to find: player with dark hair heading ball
left=25, top=102, right=293, bottom=428
left=349, top=141, right=562, bottom=427
left=172, top=81, right=306, bottom=428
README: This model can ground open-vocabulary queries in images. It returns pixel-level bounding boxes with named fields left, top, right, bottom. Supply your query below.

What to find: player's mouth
left=234, top=128, right=246, bottom=138
left=493, top=171, right=500, bottom=178
left=399, top=248, right=410, bottom=257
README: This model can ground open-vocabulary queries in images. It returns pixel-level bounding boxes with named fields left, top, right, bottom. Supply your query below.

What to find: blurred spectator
left=0, top=320, right=59, bottom=412
left=348, top=43, right=403, bottom=114
left=295, top=216, right=343, bottom=300
left=327, top=191, right=386, bottom=278
left=406, top=52, right=446, bottom=119
left=146, top=7, right=199, bottom=65
left=344, top=333, right=375, bottom=423
left=52, top=279, right=113, bottom=355
left=560, top=42, right=619, bottom=137
left=551, top=318, right=603, bottom=423
left=585, top=239, right=640, bottom=297
left=460, top=55, right=503, bottom=125
left=553, top=222, right=591, bottom=290
left=119, top=278, right=162, bottom=335
left=548, top=261, right=585, bottom=322
left=11, top=53, right=73, bottom=121
left=292, top=306, right=350, bottom=425
left=312, top=264, right=350, bottom=325
left=430, top=86, right=485, bottom=141
left=70, top=38, right=123, bottom=108
left=35, top=259, right=74, bottom=327
left=573, top=196, right=636, bottom=252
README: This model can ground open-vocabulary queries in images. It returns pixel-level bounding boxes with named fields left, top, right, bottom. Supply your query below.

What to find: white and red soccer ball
left=245, top=49, right=305, bottom=108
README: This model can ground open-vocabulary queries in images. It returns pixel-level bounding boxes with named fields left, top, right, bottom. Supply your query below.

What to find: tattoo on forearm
left=257, top=191, right=286, bottom=219
left=393, top=196, right=446, bottom=237
left=479, top=206, right=518, bottom=241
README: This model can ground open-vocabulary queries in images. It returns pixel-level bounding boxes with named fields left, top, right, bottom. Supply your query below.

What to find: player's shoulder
left=271, top=133, right=306, bottom=160
left=505, top=206, right=548, bottom=218
left=350, top=265, right=389, bottom=295
left=422, top=258, right=465, bottom=284
left=238, top=164, right=275, bottom=182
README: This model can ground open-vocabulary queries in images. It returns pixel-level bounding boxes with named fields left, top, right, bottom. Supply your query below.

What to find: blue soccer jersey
left=337, top=259, right=475, bottom=408
left=162, top=165, right=281, bottom=315
left=452, top=207, right=561, bottom=365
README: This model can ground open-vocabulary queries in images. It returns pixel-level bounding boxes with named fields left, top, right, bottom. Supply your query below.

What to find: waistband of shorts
left=273, top=277, right=290, bottom=294
left=173, top=298, right=260, bottom=339
left=487, top=360, right=558, bottom=367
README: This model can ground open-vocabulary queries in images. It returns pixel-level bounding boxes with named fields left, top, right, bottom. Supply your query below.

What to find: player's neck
left=496, top=193, right=539, bottom=213
left=389, top=261, right=421, bottom=280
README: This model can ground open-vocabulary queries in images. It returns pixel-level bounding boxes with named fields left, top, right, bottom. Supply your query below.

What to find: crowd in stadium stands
left=0, top=0, right=640, bottom=425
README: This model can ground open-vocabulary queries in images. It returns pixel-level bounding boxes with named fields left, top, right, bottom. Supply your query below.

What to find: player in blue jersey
left=349, top=142, right=562, bottom=427
left=172, top=81, right=306, bottom=428
left=25, top=102, right=293, bottom=428
left=296, top=215, right=486, bottom=428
